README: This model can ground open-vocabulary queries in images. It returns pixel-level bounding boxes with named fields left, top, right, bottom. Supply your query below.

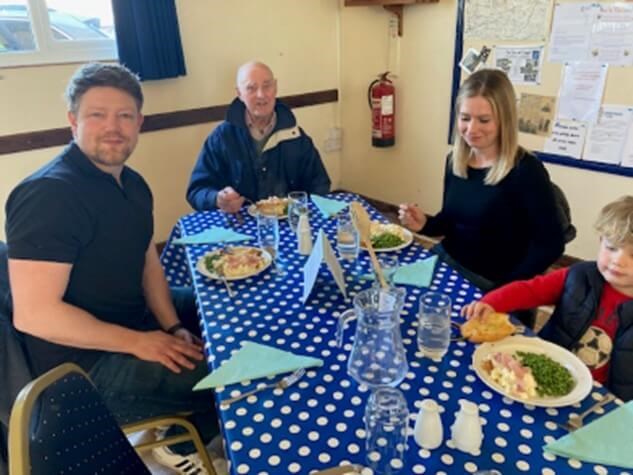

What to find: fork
left=558, top=393, right=617, bottom=431
left=216, top=247, right=235, bottom=298
left=223, top=368, right=306, bottom=405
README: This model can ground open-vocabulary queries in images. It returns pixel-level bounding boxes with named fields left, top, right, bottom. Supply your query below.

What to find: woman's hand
left=461, top=301, right=496, bottom=320
left=398, top=203, right=427, bottom=232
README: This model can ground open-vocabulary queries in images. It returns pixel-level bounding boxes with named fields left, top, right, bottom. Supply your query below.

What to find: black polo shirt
left=5, top=142, right=153, bottom=374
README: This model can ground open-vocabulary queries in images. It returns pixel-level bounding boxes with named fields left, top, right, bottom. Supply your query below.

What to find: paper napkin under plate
left=362, top=255, right=438, bottom=288
left=311, top=195, right=349, bottom=218
left=193, top=341, right=324, bottom=391
left=172, top=227, right=253, bottom=245
left=544, top=400, right=633, bottom=469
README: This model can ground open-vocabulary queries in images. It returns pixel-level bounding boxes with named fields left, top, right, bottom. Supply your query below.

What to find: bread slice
left=461, top=312, right=516, bottom=343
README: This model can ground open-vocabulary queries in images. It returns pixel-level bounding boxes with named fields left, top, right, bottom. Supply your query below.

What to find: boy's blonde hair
left=595, top=195, right=633, bottom=247
left=451, top=69, right=521, bottom=185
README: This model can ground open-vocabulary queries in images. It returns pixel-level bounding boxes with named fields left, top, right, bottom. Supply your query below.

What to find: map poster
left=464, top=0, right=550, bottom=41
left=518, top=93, right=556, bottom=137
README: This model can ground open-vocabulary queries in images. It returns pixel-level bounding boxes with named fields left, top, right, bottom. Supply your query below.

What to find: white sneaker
left=151, top=446, right=208, bottom=475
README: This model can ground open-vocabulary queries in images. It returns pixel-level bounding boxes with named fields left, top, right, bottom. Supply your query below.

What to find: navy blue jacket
left=540, top=261, right=633, bottom=401
left=186, top=98, right=331, bottom=211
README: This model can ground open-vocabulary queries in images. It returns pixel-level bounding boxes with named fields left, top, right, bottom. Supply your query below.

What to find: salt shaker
left=297, top=213, right=313, bottom=255
left=413, top=399, right=443, bottom=450
left=450, top=399, right=483, bottom=455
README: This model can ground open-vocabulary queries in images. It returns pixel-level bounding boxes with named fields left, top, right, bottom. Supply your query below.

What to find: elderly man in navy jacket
left=186, top=61, right=331, bottom=212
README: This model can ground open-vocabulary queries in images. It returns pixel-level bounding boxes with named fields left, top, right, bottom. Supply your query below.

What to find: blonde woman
left=400, top=69, right=565, bottom=296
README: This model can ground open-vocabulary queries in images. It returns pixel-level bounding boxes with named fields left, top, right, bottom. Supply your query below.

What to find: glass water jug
left=337, top=286, right=408, bottom=388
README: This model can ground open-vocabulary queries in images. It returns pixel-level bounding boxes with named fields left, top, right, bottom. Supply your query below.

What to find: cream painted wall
left=0, top=0, right=341, bottom=241
left=339, top=1, right=631, bottom=261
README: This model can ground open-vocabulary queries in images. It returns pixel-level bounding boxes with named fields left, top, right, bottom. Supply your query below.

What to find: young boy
left=462, top=196, right=633, bottom=401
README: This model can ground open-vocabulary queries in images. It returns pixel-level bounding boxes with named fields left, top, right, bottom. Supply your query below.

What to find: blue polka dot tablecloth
left=164, top=192, right=628, bottom=475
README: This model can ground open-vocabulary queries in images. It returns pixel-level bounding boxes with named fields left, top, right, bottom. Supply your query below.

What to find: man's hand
left=132, top=330, right=204, bottom=373
left=461, top=301, right=496, bottom=320
left=217, top=186, right=245, bottom=213
left=398, top=203, right=427, bottom=232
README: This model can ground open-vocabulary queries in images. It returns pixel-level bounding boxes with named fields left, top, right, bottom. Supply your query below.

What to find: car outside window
left=0, top=0, right=116, bottom=67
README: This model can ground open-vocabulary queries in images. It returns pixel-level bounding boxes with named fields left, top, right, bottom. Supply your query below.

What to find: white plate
left=472, top=335, right=592, bottom=407
left=196, top=246, right=272, bottom=281
left=246, top=201, right=289, bottom=219
left=361, top=225, right=413, bottom=253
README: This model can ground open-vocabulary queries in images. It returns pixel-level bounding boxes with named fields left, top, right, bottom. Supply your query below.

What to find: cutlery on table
left=350, top=201, right=388, bottom=289
left=223, top=368, right=306, bottom=406
left=216, top=247, right=235, bottom=298
left=558, top=393, right=617, bottom=432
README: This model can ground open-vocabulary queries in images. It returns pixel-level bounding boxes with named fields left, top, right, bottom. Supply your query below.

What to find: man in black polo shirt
left=6, top=63, right=221, bottom=473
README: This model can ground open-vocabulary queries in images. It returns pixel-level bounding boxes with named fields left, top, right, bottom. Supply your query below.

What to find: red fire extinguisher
left=368, top=72, right=395, bottom=147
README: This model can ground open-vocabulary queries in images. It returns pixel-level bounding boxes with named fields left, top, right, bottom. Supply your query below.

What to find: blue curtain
left=111, top=0, right=186, bottom=80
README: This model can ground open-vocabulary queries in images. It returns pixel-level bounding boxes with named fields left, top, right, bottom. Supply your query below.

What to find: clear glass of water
left=365, top=387, right=409, bottom=474
left=287, top=191, right=308, bottom=233
left=375, top=254, right=399, bottom=287
left=336, top=210, right=360, bottom=271
left=257, top=211, right=284, bottom=277
left=417, top=291, right=452, bottom=360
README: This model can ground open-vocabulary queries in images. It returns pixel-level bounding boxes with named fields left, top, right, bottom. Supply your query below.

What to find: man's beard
left=91, top=141, right=134, bottom=167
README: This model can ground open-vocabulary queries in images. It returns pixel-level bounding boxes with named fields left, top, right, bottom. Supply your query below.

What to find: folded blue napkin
left=311, top=195, right=349, bottom=218
left=362, top=255, right=438, bottom=288
left=193, top=341, right=324, bottom=390
left=544, top=400, right=633, bottom=469
left=172, top=227, right=253, bottom=245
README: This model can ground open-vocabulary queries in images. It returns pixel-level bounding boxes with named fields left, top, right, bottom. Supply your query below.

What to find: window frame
left=0, top=0, right=117, bottom=68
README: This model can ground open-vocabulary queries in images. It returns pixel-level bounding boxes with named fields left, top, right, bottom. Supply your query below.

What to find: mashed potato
left=483, top=351, right=537, bottom=400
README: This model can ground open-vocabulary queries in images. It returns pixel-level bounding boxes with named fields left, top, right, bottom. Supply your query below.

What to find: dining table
left=160, top=191, right=627, bottom=475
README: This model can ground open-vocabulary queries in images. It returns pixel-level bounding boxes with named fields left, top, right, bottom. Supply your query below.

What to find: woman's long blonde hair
left=451, top=69, right=521, bottom=185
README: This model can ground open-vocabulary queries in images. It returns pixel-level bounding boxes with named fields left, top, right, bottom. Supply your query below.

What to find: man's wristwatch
left=166, top=323, right=184, bottom=335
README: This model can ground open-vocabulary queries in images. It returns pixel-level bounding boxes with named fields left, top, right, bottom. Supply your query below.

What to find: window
left=0, top=0, right=116, bottom=67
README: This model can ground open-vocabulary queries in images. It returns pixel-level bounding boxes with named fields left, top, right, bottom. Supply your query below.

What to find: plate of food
left=196, top=246, right=271, bottom=281
left=247, top=197, right=290, bottom=219
left=361, top=221, right=413, bottom=252
left=472, top=335, right=592, bottom=407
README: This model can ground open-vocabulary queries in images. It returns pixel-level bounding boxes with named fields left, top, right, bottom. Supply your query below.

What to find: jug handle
left=336, top=309, right=357, bottom=348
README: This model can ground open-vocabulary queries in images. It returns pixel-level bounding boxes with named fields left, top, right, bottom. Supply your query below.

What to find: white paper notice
left=558, top=62, right=607, bottom=123
left=549, top=3, right=597, bottom=63
left=301, top=230, right=346, bottom=304
left=582, top=105, right=633, bottom=165
left=544, top=120, right=588, bottom=159
left=590, top=3, right=633, bottom=66
left=495, top=45, right=544, bottom=85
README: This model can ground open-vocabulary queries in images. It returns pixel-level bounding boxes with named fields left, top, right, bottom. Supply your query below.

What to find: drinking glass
left=336, top=210, right=360, bottom=273
left=375, top=255, right=399, bottom=287
left=287, top=191, right=308, bottom=233
left=257, top=211, right=284, bottom=277
left=417, top=291, right=452, bottom=360
left=365, top=387, right=409, bottom=474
